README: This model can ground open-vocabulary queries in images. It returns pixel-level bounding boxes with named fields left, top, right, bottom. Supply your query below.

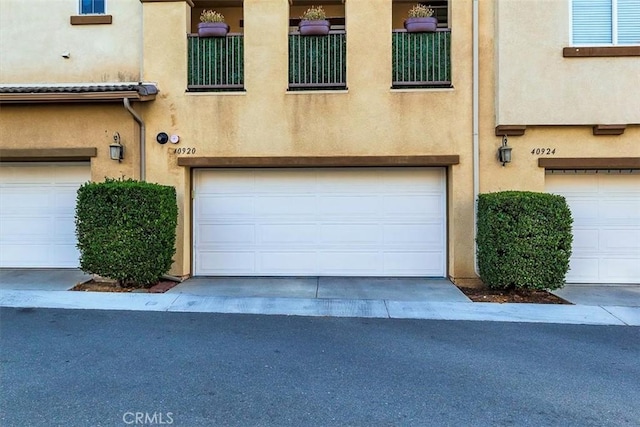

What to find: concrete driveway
left=168, top=276, right=471, bottom=302
left=0, top=269, right=90, bottom=291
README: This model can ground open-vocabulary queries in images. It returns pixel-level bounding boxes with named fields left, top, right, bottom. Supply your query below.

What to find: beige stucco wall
left=0, top=104, right=140, bottom=181
left=495, top=0, right=640, bottom=125
left=140, top=0, right=477, bottom=280
left=0, top=0, right=142, bottom=83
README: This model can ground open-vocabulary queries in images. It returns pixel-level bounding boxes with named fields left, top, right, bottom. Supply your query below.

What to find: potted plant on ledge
left=299, top=5, right=330, bottom=36
left=198, top=9, right=229, bottom=38
left=404, top=4, right=438, bottom=33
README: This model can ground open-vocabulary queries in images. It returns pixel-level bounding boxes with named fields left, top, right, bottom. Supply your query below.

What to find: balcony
left=187, top=34, right=244, bottom=91
left=392, top=29, right=451, bottom=88
left=186, top=24, right=450, bottom=92
left=288, top=31, right=347, bottom=90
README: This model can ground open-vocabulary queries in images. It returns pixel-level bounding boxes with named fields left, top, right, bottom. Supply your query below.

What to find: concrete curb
left=1, top=290, right=638, bottom=326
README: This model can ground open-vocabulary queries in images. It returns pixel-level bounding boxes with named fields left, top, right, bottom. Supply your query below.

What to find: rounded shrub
left=476, top=191, right=573, bottom=291
left=75, top=178, right=178, bottom=287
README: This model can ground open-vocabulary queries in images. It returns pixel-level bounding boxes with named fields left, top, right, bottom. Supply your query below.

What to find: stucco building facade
left=1, top=0, right=638, bottom=284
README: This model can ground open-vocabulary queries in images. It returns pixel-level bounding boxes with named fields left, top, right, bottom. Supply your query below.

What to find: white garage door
left=0, top=163, right=90, bottom=268
left=546, top=171, right=640, bottom=284
left=194, top=168, right=446, bottom=276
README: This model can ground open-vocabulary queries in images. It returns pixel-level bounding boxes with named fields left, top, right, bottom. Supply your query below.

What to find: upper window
left=81, top=0, right=105, bottom=14
left=572, top=0, right=640, bottom=45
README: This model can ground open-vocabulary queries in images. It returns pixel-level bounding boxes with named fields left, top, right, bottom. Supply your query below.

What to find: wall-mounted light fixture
left=497, top=135, right=512, bottom=166
left=110, top=132, right=124, bottom=162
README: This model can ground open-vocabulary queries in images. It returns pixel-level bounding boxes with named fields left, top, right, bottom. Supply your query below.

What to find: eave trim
left=0, top=91, right=155, bottom=104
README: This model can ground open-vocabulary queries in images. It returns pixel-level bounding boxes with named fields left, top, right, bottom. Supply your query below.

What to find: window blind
left=618, top=0, right=640, bottom=44
left=572, top=0, right=613, bottom=44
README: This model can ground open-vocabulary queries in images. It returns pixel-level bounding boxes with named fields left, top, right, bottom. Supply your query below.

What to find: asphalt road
left=0, top=308, right=638, bottom=427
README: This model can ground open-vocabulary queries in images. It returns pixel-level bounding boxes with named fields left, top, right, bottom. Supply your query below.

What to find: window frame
left=570, top=0, right=639, bottom=46
left=79, top=0, right=106, bottom=15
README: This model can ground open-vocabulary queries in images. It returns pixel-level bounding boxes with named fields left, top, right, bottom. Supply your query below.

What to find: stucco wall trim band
left=563, top=46, right=640, bottom=57
left=593, top=125, right=626, bottom=135
left=178, top=156, right=460, bottom=168
left=495, top=125, right=526, bottom=136
left=539, top=158, right=640, bottom=170
left=70, top=15, right=113, bottom=25
left=0, top=148, right=98, bottom=162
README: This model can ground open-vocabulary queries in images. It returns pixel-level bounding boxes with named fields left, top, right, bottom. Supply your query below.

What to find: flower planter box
left=198, top=22, right=230, bottom=38
left=404, top=17, right=438, bottom=33
left=299, top=20, right=331, bottom=36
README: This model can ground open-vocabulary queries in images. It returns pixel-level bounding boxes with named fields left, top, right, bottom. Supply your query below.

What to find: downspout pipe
left=123, top=98, right=145, bottom=181
left=472, top=0, right=480, bottom=277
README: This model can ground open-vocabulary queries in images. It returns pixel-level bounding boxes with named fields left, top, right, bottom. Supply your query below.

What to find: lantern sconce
left=110, top=132, right=124, bottom=162
left=498, top=135, right=512, bottom=166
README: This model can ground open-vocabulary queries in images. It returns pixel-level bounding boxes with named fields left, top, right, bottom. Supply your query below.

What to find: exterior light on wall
left=498, top=135, right=512, bottom=166
left=110, top=132, right=124, bottom=162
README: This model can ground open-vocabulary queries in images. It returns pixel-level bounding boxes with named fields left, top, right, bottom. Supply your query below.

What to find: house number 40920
left=174, top=147, right=196, bottom=154
left=531, top=148, right=556, bottom=155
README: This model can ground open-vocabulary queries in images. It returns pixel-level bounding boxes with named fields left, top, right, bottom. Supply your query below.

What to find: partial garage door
left=0, top=163, right=90, bottom=268
left=546, top=171, right=640, bottom=284
left=194, top=168, right=446, bottom=276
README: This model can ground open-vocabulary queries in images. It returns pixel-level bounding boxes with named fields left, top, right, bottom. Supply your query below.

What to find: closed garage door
left=0, top=163, right=90, bottom=268
left=546, top=171, right=640, bottom=284
left=193, top=168, right=446, bottom=276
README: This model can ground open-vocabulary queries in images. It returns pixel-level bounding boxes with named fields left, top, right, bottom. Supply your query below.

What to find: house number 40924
left=174, top=147, right=196, bottom=154
left=531, top=148, right=556, bottom=155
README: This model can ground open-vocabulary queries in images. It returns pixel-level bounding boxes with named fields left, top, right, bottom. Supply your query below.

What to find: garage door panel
left=319, top=224, right=380, bottom=244
left=2, top=245, right=50, bottom=267
left=0, top=189, right=53, bottom=212
left=194, top=168, right=446, bottom=276
left=198, top=196, right=254, bottom=217
left=51, top=243, right=82, bottom=266
left=261, top=251, right=318, bottom=273
left=259, top=196, right=317, bottom=215
left=199, top=251, right=256, bottom=274
left=319, top=252, right=381, bottom=273
left=319, top=195, right=379, bottom=215
left=199, top=224, right=256, bottom=244
left=2, top=217, right=51, bottom=238
left=546, top=172, right=639, bottom=284
left=383, top=224, right=443, bottom=245
left=602, top=258, right=640, bottom=281
left=572, top=228, right=600, bottom=252
left=383, top=194, right=443, bottom=217
left=601, top=200, right=640, bottom=220
left=261, top=224, right=317, bottom=244
left=53, top=217, right=77, bottom=239
left=384, top=252, right=444, bottom=275
left=54, top=188, right=79, bottom=209
left=568, top=257, right=600, bottom=281
left=565, top=199, right=598, bottom=222
left=601, top=229, right=640, bottom=250
left=197, top=171, right=255, bottom=193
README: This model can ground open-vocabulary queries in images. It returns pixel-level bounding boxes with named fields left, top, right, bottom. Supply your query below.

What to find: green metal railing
left=392, top=29, right=451, bottom=88
left=187, top=34, right=244, bottom=91
left=288, top=31, right=347, bottom=90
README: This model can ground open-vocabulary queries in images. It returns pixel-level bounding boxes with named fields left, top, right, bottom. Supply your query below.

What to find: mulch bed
left=71, top=279, right=180, bottom=294
left=456, top=286, right=571, bottom=304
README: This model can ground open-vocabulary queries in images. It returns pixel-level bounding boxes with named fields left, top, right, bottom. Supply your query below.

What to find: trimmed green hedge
left=477, top=191, right=573, bottom=291
left=75, top=179, right=178, bottom=287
